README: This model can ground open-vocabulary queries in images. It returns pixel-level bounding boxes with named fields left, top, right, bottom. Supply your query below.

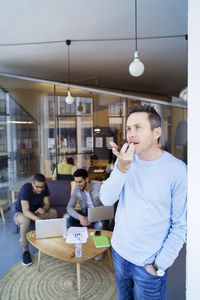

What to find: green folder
left=93, top=235, right=110, bottom=248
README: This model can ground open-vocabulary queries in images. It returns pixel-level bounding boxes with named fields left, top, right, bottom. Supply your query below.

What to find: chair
left=11, top=201, right=20, bottom=233
left=0, top=200, right=8, bottom=226
left=10, top=188, right=20, bottom=233
left=10, top=188, right=20, bottom=203
left=46, top=180, right=72, bottom=217
left=57, top=174, right=74, bottom=181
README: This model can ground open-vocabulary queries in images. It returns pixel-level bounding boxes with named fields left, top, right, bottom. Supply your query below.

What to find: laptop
left=87, top=205, right=114, bottom=222
left=35, top=218, right=66, bottom=239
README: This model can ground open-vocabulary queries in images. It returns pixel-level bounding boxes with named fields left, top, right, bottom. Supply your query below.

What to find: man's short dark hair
left=128, top=104, right=161, bottom=130
left=33, top=173, right=46, bottom=182
left=67, top=157, right=74, bottom=165
left=73, top=169, right=88, bottom=179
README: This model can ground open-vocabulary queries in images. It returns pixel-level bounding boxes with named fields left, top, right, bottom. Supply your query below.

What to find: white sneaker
left=94, top=253, right=103, bottom=260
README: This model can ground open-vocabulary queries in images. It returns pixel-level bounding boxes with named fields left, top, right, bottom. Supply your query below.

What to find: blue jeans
left=66, top=210, right=109, bottom=230
left=112, top=248, right=167, bottom=300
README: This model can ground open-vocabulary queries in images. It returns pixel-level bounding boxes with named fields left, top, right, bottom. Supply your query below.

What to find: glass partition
left=0, top=83, right=40, bottom=200
left=7, top=95, right=40, bottom=187
left=47, top=95, right=94, bottom=176
left=0, top=75, right=187, bottom=187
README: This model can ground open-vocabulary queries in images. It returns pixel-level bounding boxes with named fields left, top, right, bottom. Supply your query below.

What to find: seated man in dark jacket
left=66, top=168, right=109, bottom=230
left=14, top=173, right=58, bottom=266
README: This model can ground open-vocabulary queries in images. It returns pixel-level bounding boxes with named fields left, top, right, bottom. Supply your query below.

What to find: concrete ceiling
left=0, top=0, right=188, bottom=98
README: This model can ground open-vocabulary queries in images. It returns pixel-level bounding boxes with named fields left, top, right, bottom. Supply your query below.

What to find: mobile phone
left=95, top=230, right=101, bottom=236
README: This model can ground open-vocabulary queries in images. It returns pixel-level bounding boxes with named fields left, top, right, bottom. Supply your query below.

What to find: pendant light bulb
left=77, top=101, right=83, bottom=112
left=65, top=90, right=75, bottom=104
left=129, top=51, right=144, bottom=77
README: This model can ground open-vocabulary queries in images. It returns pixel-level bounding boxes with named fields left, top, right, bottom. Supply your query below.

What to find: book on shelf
left=93, top=235, right=110, bottom=248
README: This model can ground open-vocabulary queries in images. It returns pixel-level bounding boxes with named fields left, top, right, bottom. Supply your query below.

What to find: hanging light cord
left=135, top=0, right=138, bottom=51
left=66, top=40, right=71, bottom=89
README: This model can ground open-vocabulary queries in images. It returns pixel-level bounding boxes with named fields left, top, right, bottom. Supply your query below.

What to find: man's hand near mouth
left=109, top=141, right=135, bottom=173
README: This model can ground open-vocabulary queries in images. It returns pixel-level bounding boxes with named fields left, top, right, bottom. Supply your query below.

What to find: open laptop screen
left=87, top=205, right=114, bottom=223
left=35, top=218, right=66, bottom=239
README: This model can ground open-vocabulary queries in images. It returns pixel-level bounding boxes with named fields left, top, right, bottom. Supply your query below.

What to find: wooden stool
left=0, top=200, right=8, bottom=225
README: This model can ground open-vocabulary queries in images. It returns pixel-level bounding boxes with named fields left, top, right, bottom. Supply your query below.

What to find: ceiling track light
left=129, top=0, right=145, bottom=77
left=65, top=40, right=75, bottom=104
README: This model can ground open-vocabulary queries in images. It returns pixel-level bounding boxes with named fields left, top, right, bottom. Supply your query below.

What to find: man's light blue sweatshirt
left=100, top=151, right=187, bottom=270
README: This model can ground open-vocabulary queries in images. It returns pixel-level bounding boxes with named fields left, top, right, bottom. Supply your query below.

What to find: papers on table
left=66, top=226, right=88, bottom=244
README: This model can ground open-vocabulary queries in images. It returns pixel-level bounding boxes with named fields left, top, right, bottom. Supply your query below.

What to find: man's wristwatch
left=152, top=262, right=165, bottom=277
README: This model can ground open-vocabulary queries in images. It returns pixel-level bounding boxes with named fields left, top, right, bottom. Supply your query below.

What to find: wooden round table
left=27, top=229, right=113, bottom=299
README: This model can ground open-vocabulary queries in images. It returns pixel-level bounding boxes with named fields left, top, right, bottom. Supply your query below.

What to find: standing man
left=100, top=105, right=187, bottom=300
left=66, top=168, right=109, bottom=230
left=14, top=173, right=58, bottom=266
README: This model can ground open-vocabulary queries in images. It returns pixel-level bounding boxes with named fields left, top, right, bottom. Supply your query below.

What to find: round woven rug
left=0, top=254, right=117, bottom=300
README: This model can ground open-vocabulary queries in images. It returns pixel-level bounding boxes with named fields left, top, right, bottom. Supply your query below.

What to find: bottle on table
left=75, top=237, right=82, bottom=258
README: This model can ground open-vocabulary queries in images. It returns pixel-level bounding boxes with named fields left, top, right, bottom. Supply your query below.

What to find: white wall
left=186, top=0, right=200, bottom=299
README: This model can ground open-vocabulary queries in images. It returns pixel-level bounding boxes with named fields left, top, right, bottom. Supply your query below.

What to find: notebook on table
left=93, top=235, right=110, bottom=248
left=87, top=205, right=114, bottom=222
left=35, top=218, right=66, bottom=239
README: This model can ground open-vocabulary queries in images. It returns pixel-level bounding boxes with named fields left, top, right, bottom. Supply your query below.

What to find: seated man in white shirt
left=66, top=168, right=109, bottom=230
